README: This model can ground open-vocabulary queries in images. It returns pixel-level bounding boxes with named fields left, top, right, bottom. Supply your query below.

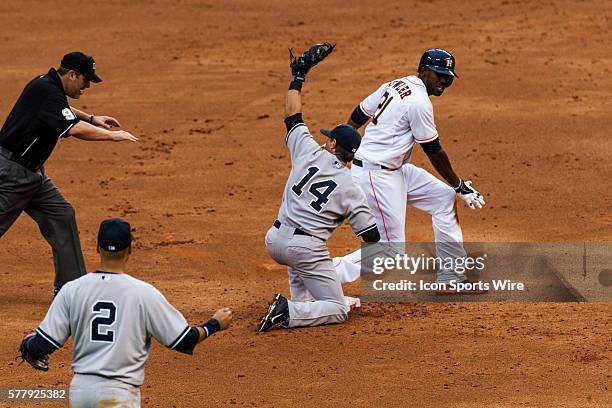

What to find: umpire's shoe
left=258, top=293, right=289, bottom=332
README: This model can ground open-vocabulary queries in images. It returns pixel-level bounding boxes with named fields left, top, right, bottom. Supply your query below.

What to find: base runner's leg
left=403, top=164, right=468, bottom=283
left=333, top=165, right=407, bottom=283
left=25, top=175, right=86, bottom=290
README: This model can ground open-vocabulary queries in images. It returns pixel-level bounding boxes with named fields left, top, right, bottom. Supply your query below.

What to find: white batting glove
left=454, top=179, right=485, bottom=209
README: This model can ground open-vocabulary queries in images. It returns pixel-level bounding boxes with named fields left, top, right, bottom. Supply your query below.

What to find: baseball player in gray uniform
left=258, top=43, right=380, bottom=332
left=18, top=218, right=233, bottom=407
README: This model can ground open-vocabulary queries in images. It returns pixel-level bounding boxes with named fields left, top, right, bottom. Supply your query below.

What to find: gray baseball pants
left=0, top=155, right=86, bottom=289
left=70, top=374, right=140, bottom=408
left=265, top=224, right=348, bottom=327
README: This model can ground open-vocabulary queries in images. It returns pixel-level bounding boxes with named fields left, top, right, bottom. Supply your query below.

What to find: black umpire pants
left=0, top=154, right=86, bottom=290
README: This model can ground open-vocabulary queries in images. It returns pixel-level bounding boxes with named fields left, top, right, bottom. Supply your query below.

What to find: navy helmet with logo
left=418, top=48, right=458, bottom=78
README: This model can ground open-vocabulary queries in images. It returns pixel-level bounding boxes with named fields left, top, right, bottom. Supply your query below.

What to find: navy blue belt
left=273, top=220, right=311, bottom=237
left=352, top=158, right=394, bottom=171
left=0, top=146, right=42, bottom=172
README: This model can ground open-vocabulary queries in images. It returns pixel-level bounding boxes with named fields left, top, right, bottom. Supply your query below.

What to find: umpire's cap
left=320, top=124, right=361, bottom=153
left=61, top=51, right=102, bottom=83
left=98, top=218, right=132, bottom=252
left=418, top=48, right=458, bottom=78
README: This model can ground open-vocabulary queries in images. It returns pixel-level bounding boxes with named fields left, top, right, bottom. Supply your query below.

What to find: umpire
left=0, top=51, right=138, bottom=296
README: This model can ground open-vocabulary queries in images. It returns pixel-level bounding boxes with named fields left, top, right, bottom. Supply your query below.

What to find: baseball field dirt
left=0, top=0, right=610, bottom=406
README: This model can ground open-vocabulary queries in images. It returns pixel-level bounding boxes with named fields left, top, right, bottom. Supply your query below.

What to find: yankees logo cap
left=320, top=124, right=361, bottom=153
left=98, top=218, right=132, bottom=252
left=60, top=51, right=103, bottom=83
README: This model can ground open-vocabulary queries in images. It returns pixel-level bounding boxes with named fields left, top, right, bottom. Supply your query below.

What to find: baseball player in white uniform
left=18, top=218, right=233, bottom=407
left=258, top=43, right=380, bottom=332
left=333, top=49, right=486, bottom=289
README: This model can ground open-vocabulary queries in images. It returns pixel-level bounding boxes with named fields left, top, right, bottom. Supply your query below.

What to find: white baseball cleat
left=344, top=296, right=361, bottom=311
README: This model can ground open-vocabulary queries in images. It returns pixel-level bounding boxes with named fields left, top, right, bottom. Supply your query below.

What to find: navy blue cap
left=98, top=218, right=132, bottom=252
left=61, top=51, right=102, bottom=83
left=418, top=48, right=458, bottom=78
left=320, top=124, right=361, bottom=154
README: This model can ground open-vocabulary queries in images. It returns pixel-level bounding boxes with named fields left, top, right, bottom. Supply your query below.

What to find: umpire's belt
left=352, top=158, right=396, bottom=171
left=273, top=220, right=311, bottom=237
left=0, top=146, right=42, bottom=172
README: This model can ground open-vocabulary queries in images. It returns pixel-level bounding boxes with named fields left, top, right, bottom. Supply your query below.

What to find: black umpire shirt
left=0, top=68, right=79, bottom=169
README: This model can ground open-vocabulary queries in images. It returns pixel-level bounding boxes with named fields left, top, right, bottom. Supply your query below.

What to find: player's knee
left=442, top=184, right=456, bottom=202
left=433, top=185, right=457, bottom=214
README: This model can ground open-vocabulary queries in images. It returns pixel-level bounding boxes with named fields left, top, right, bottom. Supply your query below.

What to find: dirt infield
left=1, top=0, right=610, bottom=406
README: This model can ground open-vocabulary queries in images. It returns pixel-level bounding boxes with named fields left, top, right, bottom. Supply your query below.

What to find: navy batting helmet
left=418, top=49, right=458, bottom=78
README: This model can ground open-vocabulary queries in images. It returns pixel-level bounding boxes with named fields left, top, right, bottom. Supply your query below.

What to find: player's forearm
left=172, top=319, right=222, bottom=355
left=285, top=89, right=302, bottom=118
left=348, top=105, right=369, bottom=129
left=26, top=333, right=58, bottom=355
left=425, top=148, right=461, bottom=188
left=197, top=318, right=222, bottom=343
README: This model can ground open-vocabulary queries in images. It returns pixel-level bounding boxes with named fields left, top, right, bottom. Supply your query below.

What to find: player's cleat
left=344, top=296, right=361, bottom=311
left=258, top=293, right=289, bottom=332
left=435, top=280, right=488, bottom=295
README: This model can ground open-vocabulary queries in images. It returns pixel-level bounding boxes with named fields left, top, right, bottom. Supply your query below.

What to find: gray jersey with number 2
left=36, top=272, right=190, bottom=386
left=278, top=121, right=376, bottom=240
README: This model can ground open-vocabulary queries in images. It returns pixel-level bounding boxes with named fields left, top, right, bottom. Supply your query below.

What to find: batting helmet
left=418, top=49, right=458, bottom=78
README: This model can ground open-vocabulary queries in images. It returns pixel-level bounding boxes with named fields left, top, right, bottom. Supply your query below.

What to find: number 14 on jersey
left=292, top=166, right=338, bottom=212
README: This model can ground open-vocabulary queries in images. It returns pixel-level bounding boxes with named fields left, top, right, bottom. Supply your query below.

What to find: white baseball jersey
left=334, top=75, right=469, bottom=285
left=278, top=121, right=376, bottom=241
left=356, top=75, right=438, bottom=169
left=36, top=271, right=190, bottom=386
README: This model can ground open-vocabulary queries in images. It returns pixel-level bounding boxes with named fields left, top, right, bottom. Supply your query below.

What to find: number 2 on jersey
left=292, top=166, right=338, bottom=212
left=91, top=301, right=117, bottom=343
left=372, top=91, right=393, bottom=125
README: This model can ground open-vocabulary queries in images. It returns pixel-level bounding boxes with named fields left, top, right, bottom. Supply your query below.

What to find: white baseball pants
left=334, top=162, right=467, bottom=283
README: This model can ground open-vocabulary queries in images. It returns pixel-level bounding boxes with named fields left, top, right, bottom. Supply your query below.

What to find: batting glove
left=455, top=179, right=485, bottom=210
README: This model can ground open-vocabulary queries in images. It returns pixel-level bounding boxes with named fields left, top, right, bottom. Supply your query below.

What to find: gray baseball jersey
left=36, top=271, right=190, bottom=386
left=278, top=121, right=376, bottom=240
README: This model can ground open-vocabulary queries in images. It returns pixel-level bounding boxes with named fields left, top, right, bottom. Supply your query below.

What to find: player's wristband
left=201, top=318, right=221, bottom=338
left=454, top=179, right=473, bottom=194
left=289, top=77, right=303, bottom=91
left=454, top=179, right=464, bottom=192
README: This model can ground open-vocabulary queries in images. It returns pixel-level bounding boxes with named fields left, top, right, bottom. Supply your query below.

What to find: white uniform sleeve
left=409, top=99, right=438, bottom=143
left=144, top=286, right=190, bottom=349
left=36, top=285, right=72, bottom=349
left=345, top=184, right=377, bottom=237
left=359, top=82, right=390, bottom=117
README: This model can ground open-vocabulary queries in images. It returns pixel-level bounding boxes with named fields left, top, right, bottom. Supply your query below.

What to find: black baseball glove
left=289, top=42, right=336, bottom=81
left=17, top=332, right=50, bottom=371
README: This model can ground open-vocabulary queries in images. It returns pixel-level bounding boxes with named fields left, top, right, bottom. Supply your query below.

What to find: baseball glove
left=289, top=42, right=336, bottom=81
left=17, top=332, right=49, bottom=371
